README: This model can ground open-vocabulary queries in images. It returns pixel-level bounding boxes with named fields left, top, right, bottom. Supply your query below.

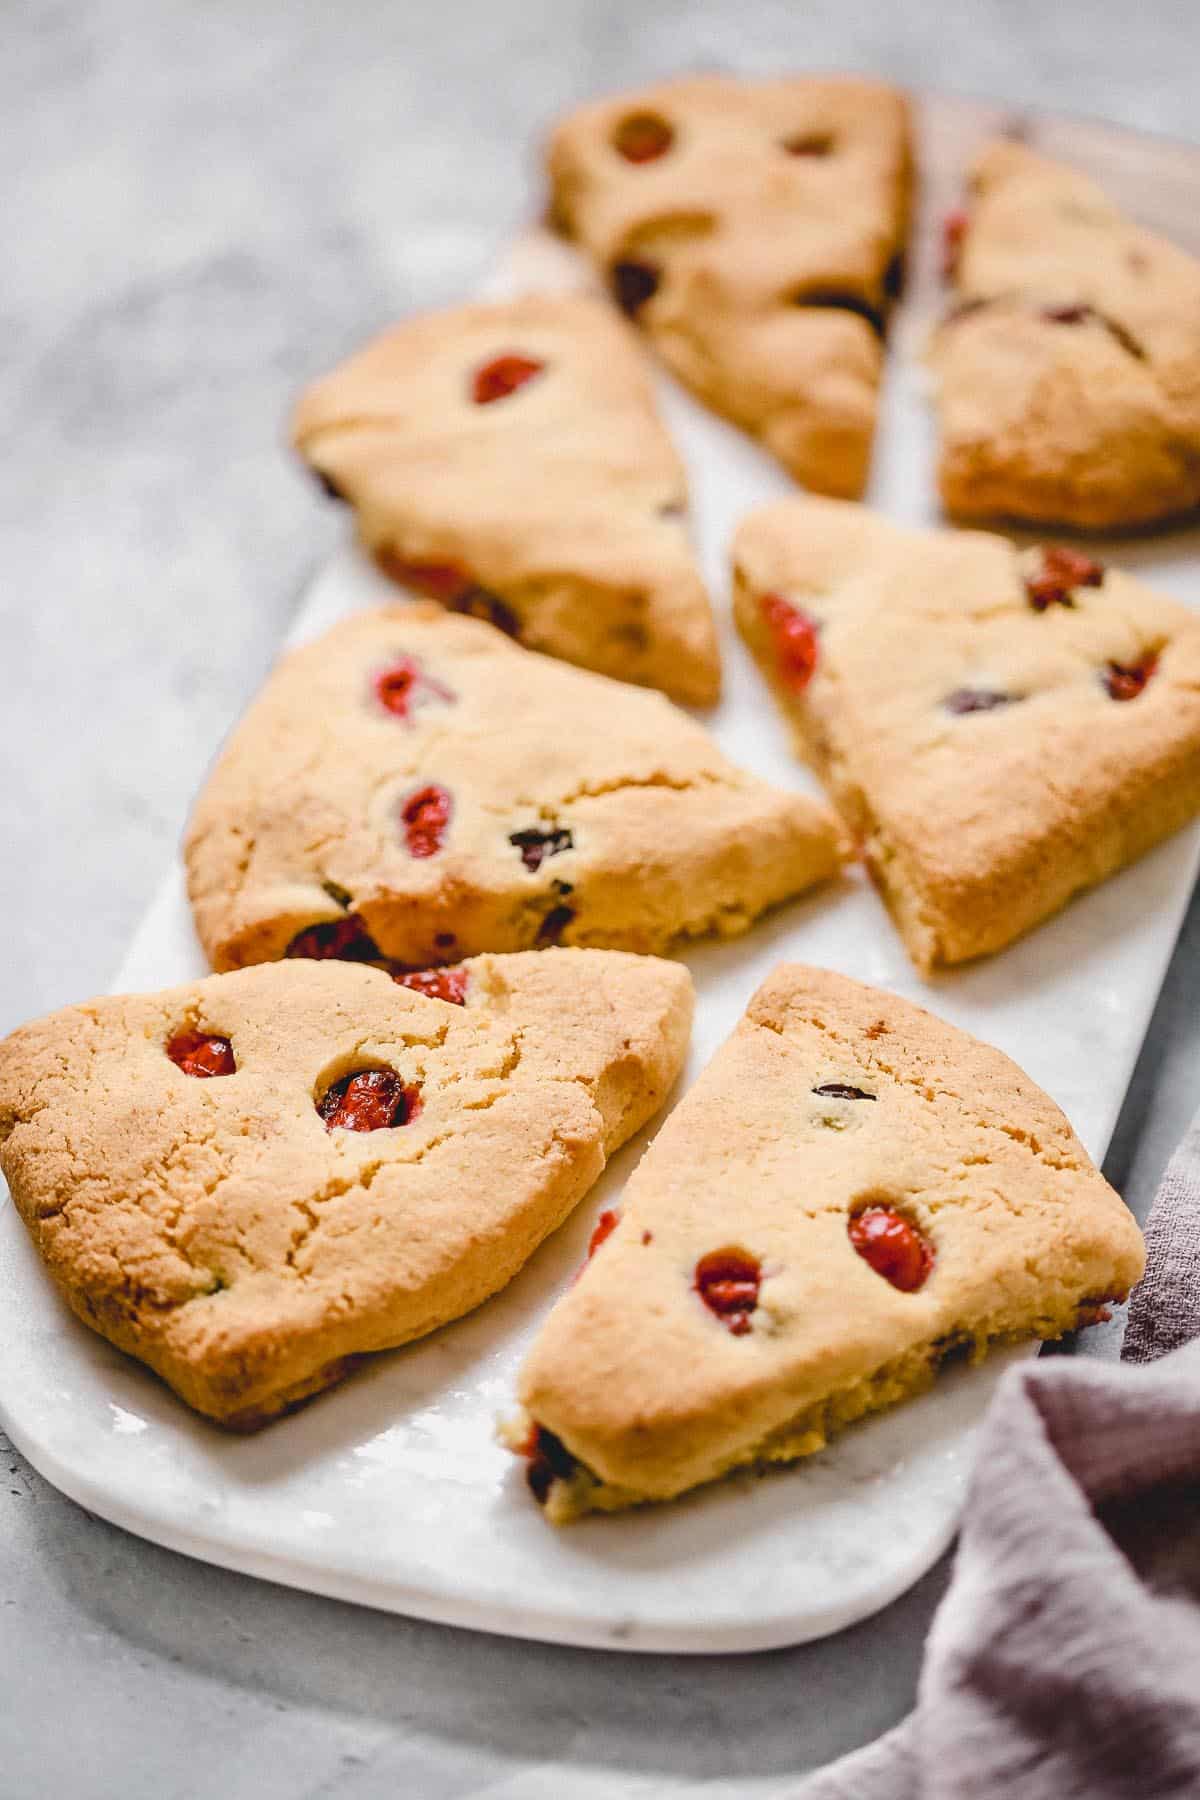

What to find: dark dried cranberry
left=536, top=903, right=575, bottom=945
left=760, top=592, right=819, bottom=693
left=393, top=966, right=469, bottom=1006
left=448, top=588, right=521, bottom=638
left=792, top=288, right=884, bottom=336
left=318, top=1069, right=419, bottom=1132
left=1042, top=303, right=1091, bottom=326
left=1105, top=656, right=1158, bottom=702
left=472, top=353, right=544, bottom=406
left=1026, top=546, right=1104, bottom=612
left=613, top=112, right=674, bottom=163
left=402, top=784, right=452, bottom=858
left=813, top=1083, right=875, bottom=1101
left=285, top=914, right=381, bottom=962
left=694, top=1248, right=762, bottom=1336
left=375, top=551, right=475, bottom=604
left=374, top=655, right=455, bottom=721
left=849, top=1207, right=933, bottom=1292
left=314, top=470, right=346, bottom=502
left=509, top=826, right=574, bottom=871
left=611, top=258, right=660, bottom=316
left=784, top=130, right=834, bottom=157
left=944, top=687, right=1011, bottom=715
left=524, top=1426, right=576, bottom=1505
left=166, top=1031, right=236, bottom=1079
left=941, top=208, right=969, bottom=282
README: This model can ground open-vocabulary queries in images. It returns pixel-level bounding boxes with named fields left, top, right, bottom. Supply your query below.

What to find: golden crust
left=931, top=140, right=1200, bottom=529
left=0, top=952, right=693, bottom=1425
left=293, top=294, right=720, bottom=705
left=184, top=604, right=845, bottom=973
left=515, top=965, right=1144, bottom=1517
left=733, top=495, right=1200, bottom=971
left=545, top=74, right=912, bottom=498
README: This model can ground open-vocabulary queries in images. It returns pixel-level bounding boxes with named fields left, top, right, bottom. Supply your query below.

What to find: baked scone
left=0, top=952, right=693, bottom=1426
left=545, top=75, right=912, bottom=498
left=185, top=604, right=845, bottom=973
left=733, top=495, right=1200, bottom=971
left=931, top=139, right=1200, bottom=529
left=505, top=966, right=1144, bottom=1521
left=292, top=294, right=720, bottom=706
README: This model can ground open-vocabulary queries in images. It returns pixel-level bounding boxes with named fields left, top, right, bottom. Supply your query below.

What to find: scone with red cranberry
left=505, top=966, right=1144, bottom=1521
left=184, top=604, right=845, bottom=974
left=0, top=952, right=692, bottom=1426
left=293, top=294, right=720, bottom=705
left=733, top=495, right=1200, bottom=971
left=546, top=74, right=912, bottom=499
left=932, top=139, right=1200, bottom=528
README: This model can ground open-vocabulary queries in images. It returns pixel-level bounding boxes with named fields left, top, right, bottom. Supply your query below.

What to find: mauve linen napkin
left=792, top=1105, right=1200, bottom=1800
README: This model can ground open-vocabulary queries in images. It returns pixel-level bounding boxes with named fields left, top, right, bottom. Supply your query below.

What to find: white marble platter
left=2, top=218, right=1199, bottom=1654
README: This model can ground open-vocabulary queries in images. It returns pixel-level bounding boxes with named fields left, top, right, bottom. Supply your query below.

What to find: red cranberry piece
left=611, top=259, right=660, bottom=317
left=374, top=655, right=455, bottom=721
left=613, top=111, right=674, bottom=163
left=522, top=1425, right=577, bottom=1505
left=784, top=130, right=834, bottom=156
left=848, top=1207, right=933, bottom=1292
left=318, top=1069, right=420, bottom=1132
left=402, top=784, right=452, bottom=858
left=393, top=966, right=469, bottom=1006
left=944, top=687, right=1011, bottom=715
left=508, top=826, right=574, bottom=871
left=166, top=1030, right=236, bottom=1079
left=587, top=1209, right=619, bottom=1259
left=694, top=1248, right=762, bottom=1336
left=812, top=1083, right=875, bottom=1101
left=472, top=353, right=544, bottom=406
left=1026, top=546, right=1105, bottom=612
left=285, top=914, right=380, bottom=963
left=1105, top=656, right=1158, bottom=702
left=376, top=550, right=475, bottom=604
left=941, top=208, right=969, bottom=282
left=760, top=593, right=819, bottom=693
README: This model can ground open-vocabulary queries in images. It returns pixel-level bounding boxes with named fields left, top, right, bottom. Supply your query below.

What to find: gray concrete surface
left=3, top=2, right=1199, bottom=1793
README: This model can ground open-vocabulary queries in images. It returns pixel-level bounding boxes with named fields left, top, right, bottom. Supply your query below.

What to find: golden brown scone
left=506, top=965, right=1144, bottom=1521
left=931, top=139, right=1200, bottom=529
left=545, top=75, right=912, bottom=498
left=184, top=604, right=845, bottom=973
left=733, top=495, right=1200, bottom=972
left=292, top=295, right=720, bottom=705
left=0, top=952, right=693, bottom=1427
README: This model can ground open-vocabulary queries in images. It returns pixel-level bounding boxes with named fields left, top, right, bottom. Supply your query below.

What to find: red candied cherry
left=285, top=914, right=380, bottom=962
left=318, top=1069, right=420, bottom=1132
left=694, top=1248, right=762, bottom=1336
left=613, top=111, right=674, bottom=163
left=166, top=1031, right=236, bottom=1079
left=611, top=258, right=661, bottom=317
left=374, top=655, right=455, bottom=722
left=1026, top=546, right=1105, bottom=612
left=393, top=965, right=469, bottom=1006
left=472, top=353, right=545, bottom=406
left=848, top=1207, right=933, bottom=1293
left=1105, top=655, right=1158, bottom=702
left=401, top=784, right=452, bottom=858
left=760, top=592, right=819, bottom=692
left=941, top=208, right=969, bottom=282
left=375, top=549, right=476, bottom=605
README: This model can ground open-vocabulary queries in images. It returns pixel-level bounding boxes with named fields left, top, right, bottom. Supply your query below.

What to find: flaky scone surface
left=184, top=604, right=844, bottom=972
left=932, top=140, right=1200, bottom=528
left=293, top=294, right=719, bottom=705
left=0, top=952, right=692, bottom=1425
left=733, top=495, right=1200, bottom=970
left=546, top=75, right=912, bottom=498
left=515, top=966, right=1143, bottom=1517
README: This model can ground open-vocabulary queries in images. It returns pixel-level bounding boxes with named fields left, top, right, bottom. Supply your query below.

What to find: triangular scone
left=0, top=952, right=692, bottom=1427
left=545, top=75, right=912, bottom=498
left=733, top=496, right=1200, bottom=971
left=931, top=139, right=1200, bottom=529
left=292, top=295, right=720, bottom=706
left=507, top=966, right=1144, bottom=1521
left=184, top=605, right=845, bottom=973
